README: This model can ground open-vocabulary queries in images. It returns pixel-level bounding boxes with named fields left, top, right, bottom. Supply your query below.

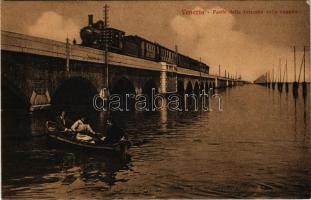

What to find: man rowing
left=104, top=119, right=127, bottom=144
left=55, top=111, right=71, bottom=132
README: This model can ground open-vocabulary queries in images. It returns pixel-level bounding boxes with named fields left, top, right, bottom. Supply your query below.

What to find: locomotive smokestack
left=88, top=14, right=93, bottom=26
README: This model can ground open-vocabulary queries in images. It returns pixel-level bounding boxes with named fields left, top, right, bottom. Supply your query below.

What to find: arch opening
left=111, top=77, right=135, bottom=96
left=2, top=81, right=31, bottom=137
left=194, top=82, right=200, bottom=96
left=110, top=77, right=136, bottom=110
left=185, top=81, right=196, bottom=109
left=205, top=82, right=209, bottom=93
left=177, top=81, right=185, bottom=109
left=177, top=81, right=185, bottom=96
left=142, top=79, right=158, bottom=109
left=142, top=79, right=158, bottom=98
left=51, top=77, right=98, bottom=119
left=185, top=81, right=193, bottom=95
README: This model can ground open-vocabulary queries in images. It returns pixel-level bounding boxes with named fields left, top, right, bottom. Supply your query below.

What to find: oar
left=93, top=132, right=106, bottom=141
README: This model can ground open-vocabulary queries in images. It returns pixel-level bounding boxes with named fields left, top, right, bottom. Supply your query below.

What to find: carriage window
left=141, top=41, right=145, bottom=55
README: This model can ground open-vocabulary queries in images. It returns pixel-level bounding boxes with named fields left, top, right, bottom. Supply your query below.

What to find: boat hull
left=46, top=121, right=131, bottom=156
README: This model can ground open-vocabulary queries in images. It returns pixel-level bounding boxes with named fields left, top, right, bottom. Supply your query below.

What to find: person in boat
left=71, top=116, right=96, bottom=135
left=55, top=111, right=71, bottom=132
left=104, top=119, right=126, bottom=143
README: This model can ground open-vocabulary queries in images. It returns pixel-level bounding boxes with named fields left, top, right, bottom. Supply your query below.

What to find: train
left=80, top=15, right=209, bottom=74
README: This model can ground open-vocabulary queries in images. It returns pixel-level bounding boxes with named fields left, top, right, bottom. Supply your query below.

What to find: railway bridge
left=1, top=31, right=245, bottom=135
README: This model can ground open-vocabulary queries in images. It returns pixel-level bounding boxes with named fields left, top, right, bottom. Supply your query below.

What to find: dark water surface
left=2, top=84, right=310, bottom=199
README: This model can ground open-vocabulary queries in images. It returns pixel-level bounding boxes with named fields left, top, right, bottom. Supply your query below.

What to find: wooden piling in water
left=302, top=46, right=307, bottom=98
left=277, top=58, right=283, bottom=93
left=271, top=66, right=275, bottom=90
left=285, top=59, right=289, bottom=93
left=292, top=46, right=299, bottom=98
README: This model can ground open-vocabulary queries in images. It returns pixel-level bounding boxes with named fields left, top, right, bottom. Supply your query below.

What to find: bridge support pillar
left=159, top=63, right=167, bottom=94
left=160, top=62, right=177, bottom=94
left=215, top=78, right=218, bottom=88
left=160, top=65, right=167, bottom=94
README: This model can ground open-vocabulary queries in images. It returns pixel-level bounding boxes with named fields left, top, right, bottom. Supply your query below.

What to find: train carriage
left=122, top=37, right=139, bottom=57
left=177, top=54, right=191, bottom=69
left=158, top=45, right=177, bottom=64
left=123, top=35, right=156, bottom=60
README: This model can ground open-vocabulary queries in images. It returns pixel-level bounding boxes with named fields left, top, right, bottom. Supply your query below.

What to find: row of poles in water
left=260, top=46, right=308, bottom=98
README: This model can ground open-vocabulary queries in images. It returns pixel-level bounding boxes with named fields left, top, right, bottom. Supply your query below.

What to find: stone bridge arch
left=2, top=78, right=30, bottom=111
left=142, top=79, right=158, bottom=96
left=51, top=76, right=98, bottom=118
left=185, top=81, right=193, bottom=95
left=110, top=77, right=136, bottom=96
left=205, top=82, right=209, bottom=93
left=2, top=79, right=32, bottom=137
left=177, top=81, right=184, bottom=95
left=109, top=76, right=137, bottom=111
left=109, top=68, right=160, bottom=96
left=194, top=81, right=200, bottom=96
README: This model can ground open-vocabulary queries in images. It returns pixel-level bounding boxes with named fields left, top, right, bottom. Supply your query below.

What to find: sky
left=1, top=1, right=310, bottom=82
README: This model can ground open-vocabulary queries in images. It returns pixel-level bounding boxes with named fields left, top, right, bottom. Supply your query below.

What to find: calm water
left=2, top=84, right=310, bottom=199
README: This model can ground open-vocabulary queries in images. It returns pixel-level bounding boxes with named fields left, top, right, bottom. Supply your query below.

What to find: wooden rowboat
left=45, top=121, right=131, bottom=156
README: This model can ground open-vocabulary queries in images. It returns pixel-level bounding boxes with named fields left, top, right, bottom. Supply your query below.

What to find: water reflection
left=2, top=84, right=310, bottom=198
left=60, top=153, right=131, bottom=187
left=160, top=99, right=168, bottom=131
left=2, top=139, right=132, bottom=198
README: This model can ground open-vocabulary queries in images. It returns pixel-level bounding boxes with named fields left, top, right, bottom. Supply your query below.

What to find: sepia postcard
left=1, top=0, right=310, bottom=199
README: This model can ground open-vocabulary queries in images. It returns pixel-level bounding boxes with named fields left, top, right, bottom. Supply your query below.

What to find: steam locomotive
left=80, top=15, right=209, bottom=74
